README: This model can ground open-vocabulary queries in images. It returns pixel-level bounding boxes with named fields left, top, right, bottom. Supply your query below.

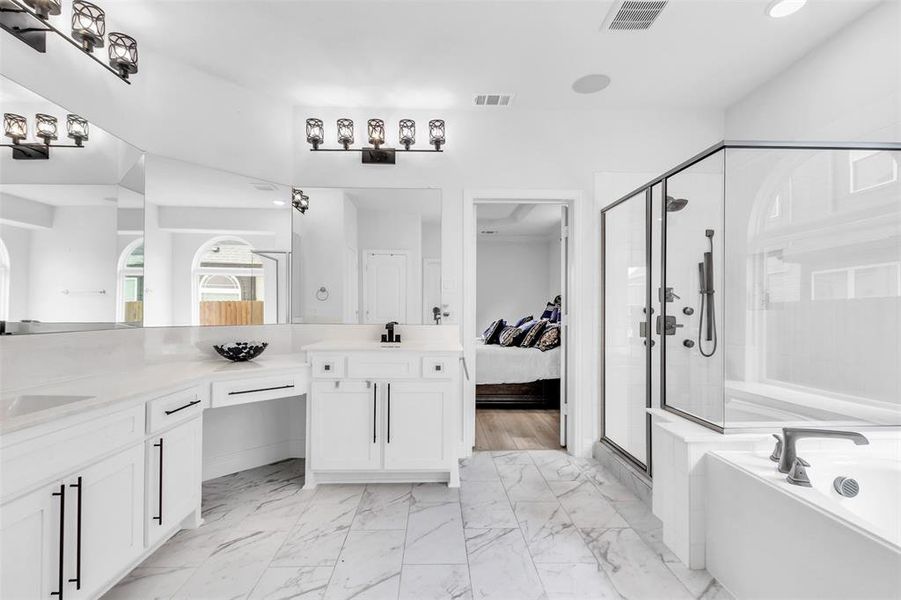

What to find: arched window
left=0, top=237, right=9, bottom=321
left=117, top=238, right=144, bottom=323
left=191, top=236, right=264, bottom=325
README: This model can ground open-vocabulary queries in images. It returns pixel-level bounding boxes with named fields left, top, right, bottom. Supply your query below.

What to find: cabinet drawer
left=422, top=357, right=452, bottom=379
left=1, top=405, right=144, bottom=501
left=312, top=356, right=346, bottom=379
left=147, top=386, right=206, bottom=434
left=347, top=355, right=420, bottom=379
left=211, top=374, right=300, bottom=408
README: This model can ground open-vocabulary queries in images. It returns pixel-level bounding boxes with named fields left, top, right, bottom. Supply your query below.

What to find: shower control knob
left=683, top=339, right=695, bottom=348
left=683, top=307, right=694, bottom=316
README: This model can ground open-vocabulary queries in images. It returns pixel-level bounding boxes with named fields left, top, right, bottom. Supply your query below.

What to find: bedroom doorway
left=472, top=202, right=569, bottom=450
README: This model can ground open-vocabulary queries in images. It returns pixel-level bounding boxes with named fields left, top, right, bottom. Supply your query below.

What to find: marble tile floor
left=103, top=451, right=733, bottom=600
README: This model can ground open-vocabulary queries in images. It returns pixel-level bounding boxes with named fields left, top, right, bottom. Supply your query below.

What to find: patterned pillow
left=537, top=324, right=560, bottom=352
left=483, top=319, right=506, bottom=344
left=549, top=307, right=560, bottom=323
left=514, top=315, right=534, bottom=327
left=499, top=325, right=526, bottom=347
left=540, top=302, right=555, bottom=319
left=520, top=319, right=548, bottom=347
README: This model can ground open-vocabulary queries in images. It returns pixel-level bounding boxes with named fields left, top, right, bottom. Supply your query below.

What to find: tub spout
left=778, top=428, right=869, bottom=474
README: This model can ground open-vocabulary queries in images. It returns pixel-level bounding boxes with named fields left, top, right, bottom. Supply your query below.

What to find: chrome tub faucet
left=774, top=428, right=869, bottom=485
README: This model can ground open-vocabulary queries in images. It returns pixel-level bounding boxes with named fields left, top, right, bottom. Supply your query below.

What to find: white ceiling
left=477, top=203, right=561, bottom=238
left=110, top=0, right=880, bottom=110
left=146, top=155, right=291, bottom=209
left=0, top=185, right=144, bottom=208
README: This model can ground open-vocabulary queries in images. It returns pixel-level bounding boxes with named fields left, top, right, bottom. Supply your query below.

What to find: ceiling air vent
left=603, top=0, right=668, bottom=31
left=474, top=94, right=514, bottom=108
left=251, top=182, right=277, bottom=192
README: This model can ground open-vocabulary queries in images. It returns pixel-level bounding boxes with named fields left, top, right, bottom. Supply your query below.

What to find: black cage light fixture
left=306, top=116, right=445, bottom=164
left=0, top=0, right=138, bottom=83
left=3, top=111, right=89, bottom=159
left=292, top=188, right=310, bottom=214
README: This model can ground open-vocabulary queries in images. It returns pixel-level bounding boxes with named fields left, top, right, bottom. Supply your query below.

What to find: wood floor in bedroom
left=475, top=408, right=562, bottom=450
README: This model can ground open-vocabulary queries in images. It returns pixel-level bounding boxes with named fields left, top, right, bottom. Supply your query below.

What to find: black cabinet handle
left=387, top=383, right=391, bottom=444
left=164, top=399, right=201, bottom=415
left=372, top=383, right=377, bottom=443
left=50, top=484, right=65, bottom=598
left=227, top=384, right=294, bottom=396
left=153, top=438, right=163, bottom=525
left=68, top=477, right=82, bottom=590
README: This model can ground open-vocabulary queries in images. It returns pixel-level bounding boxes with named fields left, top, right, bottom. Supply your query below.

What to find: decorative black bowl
left=213, top=341, right=269, bottom=362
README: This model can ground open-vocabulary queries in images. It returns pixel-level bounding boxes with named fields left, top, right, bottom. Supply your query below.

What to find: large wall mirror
left=143, top=156, right=292, bottom=327
left=292, top=187, right=443, bottom=324
left=0, top=76, right=145, bottom=334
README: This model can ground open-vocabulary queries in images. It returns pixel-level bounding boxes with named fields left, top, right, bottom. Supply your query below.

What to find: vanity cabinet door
left=0, top=484, right=59, bottom=600
left=311, top=381, right=381, bottom=471
left=71, top=443, right=144, bottom=600
left=383, top=381, right=450, bottom=471
left=146, top=417, right=202, bottom=547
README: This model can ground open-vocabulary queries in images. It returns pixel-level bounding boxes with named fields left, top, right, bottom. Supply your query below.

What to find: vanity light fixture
left=66, top=113, right=89, bottom=145
left=306, top=118, right=324, bottom=150
left=292, top=188, right=310, bottom=214
left=337, top=118, right=354, bottom=150
left=34, top=113, right=57, bottom=143
left=0, top=0, right=137, bottom=83
left=367, top=119, right=385, bottom=149
left=306, top=117, right=445, bottom=165
left=107, top=31, right=137, bottom=79
left=71, top=0, right=104, bottom=52
left=398, top=119, right=415, bottom=150
left=2, top=111, right=89, bottom=159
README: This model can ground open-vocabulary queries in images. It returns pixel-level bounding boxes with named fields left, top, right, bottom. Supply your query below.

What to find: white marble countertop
left=303, top=340, right=464, bottom=353
left=0, top=353, right=311, bottom=436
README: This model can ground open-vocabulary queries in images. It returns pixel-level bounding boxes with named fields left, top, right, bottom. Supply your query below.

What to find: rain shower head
left=666, top=195, right=689, bottom=212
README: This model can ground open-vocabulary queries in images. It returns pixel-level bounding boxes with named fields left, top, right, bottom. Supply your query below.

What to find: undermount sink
left=4, top=394, right=94, bottom=418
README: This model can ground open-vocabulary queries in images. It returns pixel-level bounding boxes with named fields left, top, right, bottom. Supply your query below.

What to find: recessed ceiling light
left=572, top=74, right=611, bottom=95
left=767, top=0, right=806, bottom=18
left=272, top=200, right=286, bottom=206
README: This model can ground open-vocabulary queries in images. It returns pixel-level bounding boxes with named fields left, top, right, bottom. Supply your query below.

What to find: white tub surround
left=304, top=341, right=464, bottom=488
left=707, top=438, right=901, bottom=600
left=650, top=409, right=772, bottom=569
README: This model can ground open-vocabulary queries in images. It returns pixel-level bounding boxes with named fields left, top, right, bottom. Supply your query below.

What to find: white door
left=384, top=381, right=449, bottom=471
left=559, top=205, right=569, bottom=447
left=146, top=417, right=202, bottom=546
left=0, top=483, right=59, bottom=600
left=363, top=251, right=407, bottom=324
left=422, top=259, right=441, bottom=324
left=73, top=443, right=144, bottom=600
left=311, top=381, right=381, bottom=471
left=344, top=247, right=360, bottom=323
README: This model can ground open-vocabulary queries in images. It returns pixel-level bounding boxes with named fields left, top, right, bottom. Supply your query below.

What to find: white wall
left=726, top=1, right=900, bottom=142
left=0, top=223, right=31, bottom=321
left=476, top=239, right=557, bottom=333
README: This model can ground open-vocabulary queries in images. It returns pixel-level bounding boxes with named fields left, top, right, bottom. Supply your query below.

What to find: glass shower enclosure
left=601, top=141, right=901, bottom=474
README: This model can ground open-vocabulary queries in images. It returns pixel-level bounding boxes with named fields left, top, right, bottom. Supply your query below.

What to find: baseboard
left=203, top=438, right=304, bottom=481
left=593, top=441, right=653, bottom=506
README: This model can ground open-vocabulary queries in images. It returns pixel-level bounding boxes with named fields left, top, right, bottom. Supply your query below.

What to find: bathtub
left=706, top=440, right=901, bottom=600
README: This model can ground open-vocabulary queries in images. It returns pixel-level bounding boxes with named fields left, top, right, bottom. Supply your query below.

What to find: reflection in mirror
left=143, top=155, right=292, bottom=327
left=292, top=188, right=442, bottom=324
left=0, top=75, right=145, bottom=334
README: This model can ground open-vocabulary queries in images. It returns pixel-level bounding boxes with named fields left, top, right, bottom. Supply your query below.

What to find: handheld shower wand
left=697, top=229, right=717, bottom=358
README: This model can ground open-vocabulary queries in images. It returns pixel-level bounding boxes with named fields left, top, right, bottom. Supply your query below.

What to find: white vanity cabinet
left=145, top=417, right=203, bottom=547
left=0, top=483, right=58, bottom=599
left=306, top=347, right=461, bottom=487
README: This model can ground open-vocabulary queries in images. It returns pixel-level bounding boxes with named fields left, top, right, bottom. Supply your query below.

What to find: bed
left=475, top=340, right=561, bottom=408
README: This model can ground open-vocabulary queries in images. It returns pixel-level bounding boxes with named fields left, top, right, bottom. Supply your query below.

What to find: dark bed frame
left=476, top=379, right=561, bottom=409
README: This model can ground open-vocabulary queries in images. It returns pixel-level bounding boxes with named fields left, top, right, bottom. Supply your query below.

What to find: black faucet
left=777, top=427, right=869, bottom=475
left=381, top=321, right=400, bottom=344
